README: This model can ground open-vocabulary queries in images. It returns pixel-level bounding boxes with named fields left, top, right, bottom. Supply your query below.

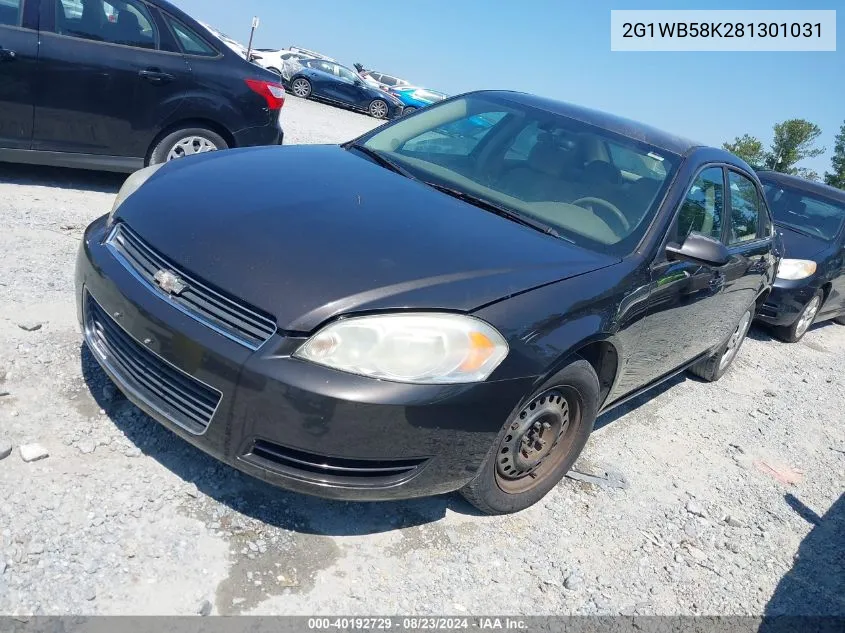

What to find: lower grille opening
left=85, top=292, right=221, bottom=435
left=243, top=440, right=428, bottom=487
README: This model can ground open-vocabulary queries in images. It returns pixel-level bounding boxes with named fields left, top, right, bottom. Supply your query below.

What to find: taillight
left=245, top=79, right=286, bottom=110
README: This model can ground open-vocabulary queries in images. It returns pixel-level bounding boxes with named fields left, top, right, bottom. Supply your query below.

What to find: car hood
left=115, top=145, right=619, bottom=332
left=775, top=222, right=829, bottom=260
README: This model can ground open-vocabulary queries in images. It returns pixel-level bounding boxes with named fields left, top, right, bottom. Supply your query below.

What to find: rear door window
left=57, top=0, right=158, bottom=49
left=0, top=0, right=21, bottom=26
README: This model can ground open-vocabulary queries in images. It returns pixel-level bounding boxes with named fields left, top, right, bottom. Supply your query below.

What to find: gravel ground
left=0, top=97, right=843, bottom=617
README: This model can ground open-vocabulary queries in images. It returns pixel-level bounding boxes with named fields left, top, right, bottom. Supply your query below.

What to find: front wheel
left=771, top=290, right=823, bottom=342
left=368, top=99, right=388, bottom=119
left=460, top=359, right=599, bottom=515
left=402, top=106, right=417, bottom=116
left=149, top=127, right=228, bottom=165
left=688, top=308, right=752, bottom=382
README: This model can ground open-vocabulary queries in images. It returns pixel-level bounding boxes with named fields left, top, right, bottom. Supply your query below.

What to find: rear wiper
left=345, top=142, right=418, bottom=180
left=424, top=182, right=561, bottom=238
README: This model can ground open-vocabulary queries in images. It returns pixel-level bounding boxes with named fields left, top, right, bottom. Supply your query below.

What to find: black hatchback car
left=755, top=171, right=845, bottom=341
left=0, top=0, right=284, bottom=173
left=76, top=91, right=776, bottom=514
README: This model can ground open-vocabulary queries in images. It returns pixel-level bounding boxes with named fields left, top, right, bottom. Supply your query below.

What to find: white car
left=199, top=22, right=249, bottom=59
left=359, top=69, right=411, bottom=91
left=251, top=49, right=314, bottom=76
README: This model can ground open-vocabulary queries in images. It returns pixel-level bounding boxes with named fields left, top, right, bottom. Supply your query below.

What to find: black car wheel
left=771, top=289, right=823, bottom=343
left=689, top=307, right=752, bottom=382
left=149, top=127, right=228, bottom=165
left=402, top=106, right=417, bottom=115
left=368, top=99, right=389, bottom=119
left=267, top=67, right=283, bottom=79
left=460, top=359, right=599, bottom=515
left=835, top=314, right=845, bottom=325
left=291, top=78, right=312, bottom=98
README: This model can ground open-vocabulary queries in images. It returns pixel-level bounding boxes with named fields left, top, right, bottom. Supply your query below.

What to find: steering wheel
left=571, top=197, right=630, bottom=234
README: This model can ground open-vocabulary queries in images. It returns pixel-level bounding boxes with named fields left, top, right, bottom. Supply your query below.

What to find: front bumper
left=755, top=277, right=821, bottom=326
left=75, top=216, right=534, bottom=501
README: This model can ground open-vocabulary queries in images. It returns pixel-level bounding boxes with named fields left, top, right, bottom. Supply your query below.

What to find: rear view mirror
left=665, top=232, right=730, bottom=267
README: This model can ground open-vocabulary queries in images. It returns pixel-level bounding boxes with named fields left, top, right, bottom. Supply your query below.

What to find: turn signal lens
left=776, top=259, right=817, bottom=281
left=295, top=313, right=509, bottom=384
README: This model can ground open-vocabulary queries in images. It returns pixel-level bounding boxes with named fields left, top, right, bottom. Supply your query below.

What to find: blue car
left=390, top=87, right=449, bottom=115
left=288, top=59, right=404, bottom=119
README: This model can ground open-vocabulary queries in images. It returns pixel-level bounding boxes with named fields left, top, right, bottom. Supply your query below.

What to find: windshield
left=357, top=94, right=679, bottom=255
left=760, top=177, right=845, bottom=241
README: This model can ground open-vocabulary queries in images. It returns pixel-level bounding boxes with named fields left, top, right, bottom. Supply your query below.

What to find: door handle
left=0, top=48, right=16, bottom=61
left=139, top=69, right=175, bottom=83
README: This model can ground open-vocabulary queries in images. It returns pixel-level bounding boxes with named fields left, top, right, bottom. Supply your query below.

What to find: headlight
left=776, top=259, right=817, bottom=280
left=108, top=163, right=164, bottom=223
left=294, top=313, right=509, bottom=384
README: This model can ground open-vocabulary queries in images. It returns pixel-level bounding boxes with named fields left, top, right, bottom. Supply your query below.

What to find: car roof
left=756, top=170, right=845, bottom=203
left=471, top=90, right=703, bottom=156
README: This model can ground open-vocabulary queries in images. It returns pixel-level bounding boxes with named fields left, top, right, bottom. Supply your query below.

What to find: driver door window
left=671, top=167, right=724, bottom=243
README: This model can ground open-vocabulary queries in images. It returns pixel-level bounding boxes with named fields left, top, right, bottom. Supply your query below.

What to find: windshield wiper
left=344, top=142, right=418, bottom=180
left=424, top=182, right=561, bottom=238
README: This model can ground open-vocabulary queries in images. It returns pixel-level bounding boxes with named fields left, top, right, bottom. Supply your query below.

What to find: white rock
left=0, top=440, right=12, bottom=461
left=19, top=443, right=49, bottom=463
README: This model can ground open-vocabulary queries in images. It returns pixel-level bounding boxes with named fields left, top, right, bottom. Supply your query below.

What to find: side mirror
left=665, top=232, right=730, bottom=267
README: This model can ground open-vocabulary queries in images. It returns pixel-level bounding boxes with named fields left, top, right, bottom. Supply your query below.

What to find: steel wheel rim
left=795, top=295, right=821, bottom=338
left=719, top=309, right=752, bottom=371
left=292, top=79, right=310, bottom=97
left=370, top=100, right=387, bottom=118
left=495, top=388, right=579, bottom=495
left=167, top=136, right=218, bottom=161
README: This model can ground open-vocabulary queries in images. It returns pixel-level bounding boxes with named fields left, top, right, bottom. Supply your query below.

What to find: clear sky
left=173, top=0, right=843, bottom=176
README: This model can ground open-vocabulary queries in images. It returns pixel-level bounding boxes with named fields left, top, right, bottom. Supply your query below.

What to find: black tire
left=402, top=106, right=417, bottom=116
left=368, top=99, right=389, bottom=119
left=290, top=77, right=312, bottom=98
left=771, top=289, right=823, bottom=343
left=149, top=127, right=228, bottom=166
left=835, top=315, right=845, bottom=325
left=688, top=307, right=753, bottom=382
left=459, top=359, right=599, bottom=515
left=267, top=67, right=283, bottom=79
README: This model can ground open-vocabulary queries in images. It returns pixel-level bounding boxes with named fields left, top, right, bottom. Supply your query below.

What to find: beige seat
left=497, top=140, right=576, bottom=202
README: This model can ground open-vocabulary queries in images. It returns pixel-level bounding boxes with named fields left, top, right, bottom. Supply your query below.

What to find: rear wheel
left=267, top=67, right=282, bottom=79
left=771, top=290, right=823, bottom=343
left=291, top=77, right=312, bottom=98
left=460, top=359, right=599, bottom=515
left=835, top=314, right=845, bottom=325
left=368, top=99, right=388, bottom=119
left=402, top=106, right=417, bottom=115
left=688, top=308, right=752, bottom=382
left=149, top=127, right=228, bottom=165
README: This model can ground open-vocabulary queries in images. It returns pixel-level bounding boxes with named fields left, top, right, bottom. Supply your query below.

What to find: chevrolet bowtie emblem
left=154, top=269, right=188, bottom=296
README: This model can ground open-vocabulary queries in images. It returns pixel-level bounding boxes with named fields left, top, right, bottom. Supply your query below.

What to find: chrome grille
left=106, top=224, right=277, bottom=349
left=85, top=293, right=221, bottom=435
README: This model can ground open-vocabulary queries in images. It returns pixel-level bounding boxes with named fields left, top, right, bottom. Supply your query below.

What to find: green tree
left=766, top=119, right=825, bottom=174
left=722, top=134, right=767, bottom=167
left=824, top=121, right=845, bottom=190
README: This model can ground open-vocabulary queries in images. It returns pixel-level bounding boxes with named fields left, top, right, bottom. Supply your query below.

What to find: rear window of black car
left=761, top=177, right=845, bottom=241
left=166, top=16, right=217, bottom=56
